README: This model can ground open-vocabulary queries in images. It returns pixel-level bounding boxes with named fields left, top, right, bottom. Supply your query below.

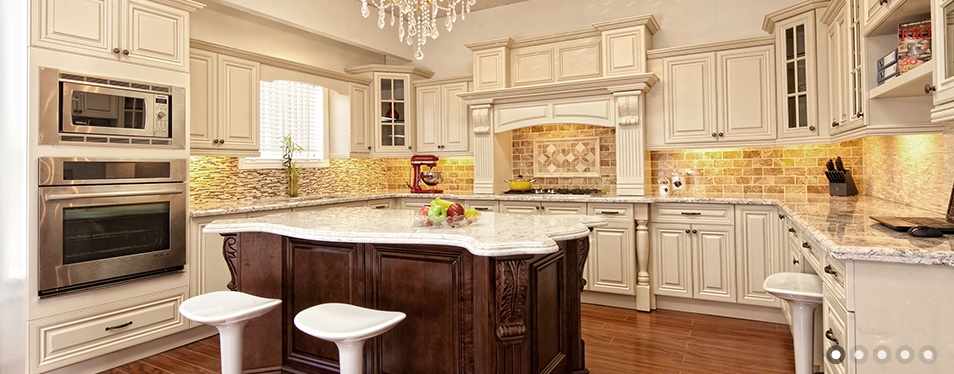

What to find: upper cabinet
left=416, top=77, right=471, bottom=155
left=932, top=0, right=954, bottom=120
left=189, top=48, right=261, bottom=156
left=349, top=83, right=372, bottom=154
left=657, top=43, right=777, bottom=146
left=31, top=0, right=202, bottom=72
left=344, top=65, right=435, bottom=157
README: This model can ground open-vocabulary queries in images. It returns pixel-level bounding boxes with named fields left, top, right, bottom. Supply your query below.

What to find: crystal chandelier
left=361, top=0, right=476, bottom=60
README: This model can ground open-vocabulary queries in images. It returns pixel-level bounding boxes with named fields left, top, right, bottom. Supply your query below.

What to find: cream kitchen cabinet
left=31, top=0, right=200, bottom=72
left=933, top=0, right=954, bottom=120
left=344, top=65, right=434, bottom=157
left=463, top=200, right=498, bottom=212
left=773, top=10, right=824, bottom=140
left=586, top=204, right=637, bottom=296
left=416, top=80, right=471, bottom=154
left=498, top=201, right=587, bottom=215
left=350, top=83, right=372, bottom=154
left=189, top=49, right=261, bottom=156
left=189, top=214, right=240, bottom=304
left=662, top=45, right=776, bottom=145
left=735, top=205, right=783, bottom=307
left=652, top=222, right=736, bottom=302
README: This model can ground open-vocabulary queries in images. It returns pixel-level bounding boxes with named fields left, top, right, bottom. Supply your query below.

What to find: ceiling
left=467, top=0, right=533, bottom=12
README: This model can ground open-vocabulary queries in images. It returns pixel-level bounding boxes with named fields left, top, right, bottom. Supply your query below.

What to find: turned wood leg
left=635, top=204, right=652, bottom=312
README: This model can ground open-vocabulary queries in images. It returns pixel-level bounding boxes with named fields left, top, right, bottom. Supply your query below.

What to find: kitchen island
left=203, top=208, right=606, bottom=374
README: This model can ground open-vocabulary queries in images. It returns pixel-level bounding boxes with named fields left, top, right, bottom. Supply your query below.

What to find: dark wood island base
left=222, top=232, right=590, bottom=374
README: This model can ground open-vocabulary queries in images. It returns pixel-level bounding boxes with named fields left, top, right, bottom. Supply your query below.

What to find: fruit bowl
left=413, top=197, right=480, bottom=228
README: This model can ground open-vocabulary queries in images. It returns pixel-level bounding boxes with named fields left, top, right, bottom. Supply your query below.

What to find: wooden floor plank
left=99, top=305, right=795, bottom=374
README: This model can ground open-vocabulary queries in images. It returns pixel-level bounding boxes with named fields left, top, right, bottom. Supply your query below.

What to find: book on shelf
left=898, top=20, right=931, bottom=76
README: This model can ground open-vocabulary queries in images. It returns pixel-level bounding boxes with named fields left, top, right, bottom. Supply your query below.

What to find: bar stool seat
left=179, top=291, right=281, bottom=374
left=294, top=303, right=405, bottom=374
left=764, top=272, right=823, bottom=374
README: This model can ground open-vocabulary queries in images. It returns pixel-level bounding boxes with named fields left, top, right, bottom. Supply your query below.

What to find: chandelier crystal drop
left=360, top=0, right=473, bottom=60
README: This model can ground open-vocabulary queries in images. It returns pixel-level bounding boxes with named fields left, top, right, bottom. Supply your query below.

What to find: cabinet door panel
left=441, top=82, right=470, bottom=152
left=717, top=46, right=776, bottom=141
left=350, top=84, right=371, bottom=153
left=692, top=225, right=735, bottom=302
left=542, top=202, right=586, bottom=215
left=217, top=55, right=260, bottom=151
left=33, top=0, right=115, bottom=57
left=827, top=11, right=846, bottom=131
left=499, top=201, right=540, bottom=215
left=775, top=13, right=819, bottom=139
left=588, top=221, right=636, bottom=295
left=416, top=85, right=441, bottom=153
left=189, top=49, right=216, bottom=149
left=121, top=0, right=186, bottom=70
left=735, top=206, right=780, bottom=307
left=652, top=223, right=692, bottom=298
left=663, top=53, right=718, bottom=144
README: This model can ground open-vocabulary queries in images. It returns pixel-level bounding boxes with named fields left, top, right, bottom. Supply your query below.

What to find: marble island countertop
left=193, top=191, right=954, bottom=266
left=202, top=207, right=606, bottom=257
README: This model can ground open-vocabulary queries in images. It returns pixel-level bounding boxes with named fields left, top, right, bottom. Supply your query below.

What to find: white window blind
left=241, top=80, right=329, bottom=169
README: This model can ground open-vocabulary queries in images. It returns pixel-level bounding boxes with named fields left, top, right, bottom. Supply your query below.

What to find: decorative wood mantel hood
left=463, top=14, right=659, bottom=196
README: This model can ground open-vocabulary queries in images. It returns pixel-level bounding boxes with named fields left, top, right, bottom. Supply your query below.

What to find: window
left=240, top=80, right=329, bottom=169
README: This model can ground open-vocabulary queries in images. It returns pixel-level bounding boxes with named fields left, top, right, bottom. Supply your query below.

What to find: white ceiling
left=467, top=0, right=533, bottom=12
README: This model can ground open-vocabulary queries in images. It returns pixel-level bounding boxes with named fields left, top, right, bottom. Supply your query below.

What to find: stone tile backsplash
left=864, top=125, right=954, bottom=215
left=512, top=124, right=617, bottom=193
left=383, top=157, right=474, bottom=192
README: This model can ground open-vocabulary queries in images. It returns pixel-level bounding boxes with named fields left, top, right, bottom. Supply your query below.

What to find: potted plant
left=281, top=134, right=303, bottom=197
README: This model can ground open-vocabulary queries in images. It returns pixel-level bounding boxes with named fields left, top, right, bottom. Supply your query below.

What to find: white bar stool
left=294, top=303, right=406, bottom=374
left=178, top=291, right=281, bottom=374
left=763, top=272, right=824, bottom=374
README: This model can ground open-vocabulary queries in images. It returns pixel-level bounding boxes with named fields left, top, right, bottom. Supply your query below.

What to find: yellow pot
left=505, top=175, right=535, bottom=191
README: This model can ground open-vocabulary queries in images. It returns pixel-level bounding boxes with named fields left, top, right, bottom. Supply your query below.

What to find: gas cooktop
left=503, top=188, right=603, bottom=196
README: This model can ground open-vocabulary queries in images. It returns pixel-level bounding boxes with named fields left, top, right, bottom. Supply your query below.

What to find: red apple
left=447, top=203, right=465, bottom=218
left=418, top=205, right=430, bottom=217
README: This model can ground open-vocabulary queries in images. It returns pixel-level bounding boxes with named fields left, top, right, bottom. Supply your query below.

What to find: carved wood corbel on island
left=204, top=207, right=606, bottom=374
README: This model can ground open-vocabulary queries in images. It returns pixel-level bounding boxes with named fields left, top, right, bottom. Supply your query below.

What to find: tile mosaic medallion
left=533, top=137, right=601, bottom=177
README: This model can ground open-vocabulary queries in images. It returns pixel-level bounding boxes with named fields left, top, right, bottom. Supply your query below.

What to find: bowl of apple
left=413, top=197, right=480, bottom=227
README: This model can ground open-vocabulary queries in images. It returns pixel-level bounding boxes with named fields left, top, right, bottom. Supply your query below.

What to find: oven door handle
left=44, top=189, right=183, bottom=201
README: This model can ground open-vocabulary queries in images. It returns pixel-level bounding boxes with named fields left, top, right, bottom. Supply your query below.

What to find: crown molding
left=510, top=29, right=601, bottom=49
left=415, top=74, right=474, bottom=87
left=820, top=0, right=847, bottom=25
left=762, top=0, right=830, bottom=34
left=458, top=73, right=658, bottom=105
left=151, top=0, right=204, bottom=12
left=592, top=14, right=660, bottom=35
left=647, top=35, right=775, bottom=60
left=343, top=64, right=436, bottom=79
left=190, top=39, right=372, bottom=85
left=465, top=38, right=516, bottom=51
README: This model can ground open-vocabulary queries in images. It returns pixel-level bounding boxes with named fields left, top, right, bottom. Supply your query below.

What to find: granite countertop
left=202, top=207, right=606, bottom=257
left=193, top=191, right=954, bottom=266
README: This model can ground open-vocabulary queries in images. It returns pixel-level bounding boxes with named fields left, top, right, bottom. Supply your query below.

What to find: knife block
left=828, top=169, right=858, bottom=196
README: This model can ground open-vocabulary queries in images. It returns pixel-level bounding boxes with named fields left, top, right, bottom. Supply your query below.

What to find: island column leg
left=635, top=203, right=652, bottom=312
left=492, top=255, right=533, bottom=373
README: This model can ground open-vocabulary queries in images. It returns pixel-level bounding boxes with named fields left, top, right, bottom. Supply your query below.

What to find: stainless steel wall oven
left=38, top=158, right=187, bottom=296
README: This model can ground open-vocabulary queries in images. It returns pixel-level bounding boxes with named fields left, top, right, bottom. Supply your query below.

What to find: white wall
left=209, top=0, right=414, bottom=61
left=192, top=1, right=387, bottom=72
left=0, top=0, right=30, bottom=371
left=414, top=0, right=803, bottom=76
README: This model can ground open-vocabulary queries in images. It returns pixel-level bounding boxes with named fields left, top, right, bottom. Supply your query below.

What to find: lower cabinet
left=652, top=222, right=736, bottom=302
left=735, top=205, right=782, bottom=307
left=190, top=214, right=242, bottom=306
left=29, top=286, right=189, bottom=373
left=587, top=217, right=637, bottom=295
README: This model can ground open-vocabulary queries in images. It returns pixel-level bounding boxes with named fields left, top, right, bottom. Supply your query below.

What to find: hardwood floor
left=98, top=304, right=795, bottom=374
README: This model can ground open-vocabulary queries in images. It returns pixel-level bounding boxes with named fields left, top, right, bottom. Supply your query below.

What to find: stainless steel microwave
left=38, top=67, right=185, bottom=148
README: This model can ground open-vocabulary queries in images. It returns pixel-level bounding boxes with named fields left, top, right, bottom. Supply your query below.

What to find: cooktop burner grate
left=503, top=188, right=603, bottom=195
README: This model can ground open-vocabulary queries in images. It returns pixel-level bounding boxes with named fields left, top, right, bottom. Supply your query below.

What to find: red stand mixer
left=408, top=155, right=443, bottom=193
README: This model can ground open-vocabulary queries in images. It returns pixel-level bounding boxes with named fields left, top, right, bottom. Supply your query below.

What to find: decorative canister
left=658, top=178, right=671, bottom=197
left=670, top=173, right=686, bottom=193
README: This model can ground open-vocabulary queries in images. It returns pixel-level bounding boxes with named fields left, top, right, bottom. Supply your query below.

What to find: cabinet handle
left=219, top=139, right=225, bottom=145
left=802, top=242, right=812, bottom=249
left=857, top=111, right=864, bottom=118
left=824, top=265, right=838, bottom=277
left=122, top=49, right=129, bottom=55
left=711, top=132, right=718, bottom=138
left=474, top=207, right=490, bottom=211
left=367, top=146, right=372, bottom=150
left=832, top=121, right=839, bottom=128
left=878, top=0, right=888, bottom=4
left=599, top=211, right=620, bottom=215
left=112, top=48, right=121, bottom=54
left=789, top=228, right=796, bottom=233
left=809, top=126, right=816, bottom=131
left=691, top=229, right=698, bottom=234
left=372, top=205, right=388, bottom=209
left=681, top=212, right=702, bottom=216
left=825, top=328, right=839, bottom=345
left=778, top=214, right=786, bottom=220
left=718, top=132, right=724, bottom=137
left=925, top=84, right=936, bottom=94
left=105, top=321, right=133, bottom=331
left=685, top=229, right=691, bottom=233
left=213, top=139, right=220, bottom=144
left=793, top=258, right=800, bottom=265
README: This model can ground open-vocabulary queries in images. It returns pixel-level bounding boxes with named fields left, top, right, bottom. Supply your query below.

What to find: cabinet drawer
left=31, top=286, right=188, bottom=372
left=499, top=201, right=540, bottom=215
left=367, top=199, right=393, bottom=209
left=335, top=200, right=368, bottom=208
left=292, top=204, right=332, bottom=212
left=464, top=200, right=498, bottom=212
left=824, top=284, right=848, bottom=374
left=824, top=254, right=847, bottom=308
left=588, top=203, right=634, bottom=220
left=247, top=208, right=291, bottom=218
left=542, top=202, right=587, bottom=215
left=652, top=203, right=734, bottom=224
left=400, top=198, right=432, bottom=210
left=799, top=235, right=823, bottom=273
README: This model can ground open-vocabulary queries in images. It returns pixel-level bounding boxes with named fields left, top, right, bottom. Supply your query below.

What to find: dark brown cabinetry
left=222, top=232, right=588, bottom=374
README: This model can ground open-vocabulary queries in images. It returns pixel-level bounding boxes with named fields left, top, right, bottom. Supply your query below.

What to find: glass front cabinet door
left=775, top=11, right=821, bottom=139
left=933, top=0, right=954, bottom=119
left=375, top=73, right=413, bottom=155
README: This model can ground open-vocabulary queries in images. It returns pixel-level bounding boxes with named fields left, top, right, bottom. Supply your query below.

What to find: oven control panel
left=154, top=96, right=170, bottom=136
